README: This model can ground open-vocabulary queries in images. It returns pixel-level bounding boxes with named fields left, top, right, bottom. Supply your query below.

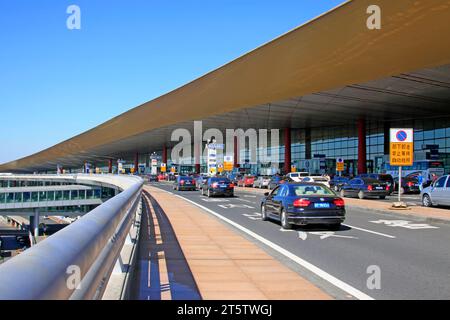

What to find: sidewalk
left=144, top=185, right=332, bottom=300
left=235, top=186, right=450, bottom=224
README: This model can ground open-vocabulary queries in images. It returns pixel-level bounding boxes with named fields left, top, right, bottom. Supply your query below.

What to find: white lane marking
left=218, top=204, right=255, bottom=209
left=243, top=195, right=257, bottom=198
left=370, top=219, right=439, bottom=230
left=309, top=231, right=358, bottom=240
left=343, top=224, right=396, bottom=239
left=237, top=198, right=256, bottom=204
left=243, top=213, right=261, bottom=217
left=298, top=231, right=308, bottom=240
left=201, top=198, right=230, bottom=202
left=279, top=228, right=295, bottom=232
left=174, top=193, right=374, bottom=300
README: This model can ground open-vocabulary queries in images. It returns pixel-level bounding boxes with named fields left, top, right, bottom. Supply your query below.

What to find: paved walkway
left=143, top=185, right=331, bottom=300
left=236, top=186, right=450, bottom=223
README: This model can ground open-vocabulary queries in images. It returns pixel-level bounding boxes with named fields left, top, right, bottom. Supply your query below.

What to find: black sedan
left=201, top=177, right=234, bottom=197
left=260, top=183, right=345, bottom=230
left=393, top=176, right=421, bottom=194
left=340, top=177, right=389, bottom=199
left=147, top=174, right=158, bottom=182
left=329, top=176, right=349, bottom=192
left=173, top=176, right=196, bottom=191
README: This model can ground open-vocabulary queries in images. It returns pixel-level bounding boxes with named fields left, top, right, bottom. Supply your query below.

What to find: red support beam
left=162, top=145, right=167, bottom=164
left=284, top=128, right=291, bottom=174
left=108, top=159, right=112, bottom=174
left=134, top=153, right=139, bottom=175
left=357, top=118, right=367, bottom=174
left=234, top=136, right=239, bottom=168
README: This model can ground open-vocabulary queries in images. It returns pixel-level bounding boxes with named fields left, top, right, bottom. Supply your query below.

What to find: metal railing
left=0, top=174, right=143, bottom=300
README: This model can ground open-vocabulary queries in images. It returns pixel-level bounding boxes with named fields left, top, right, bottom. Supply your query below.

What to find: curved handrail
left=0, top=174, right=143, bottom=300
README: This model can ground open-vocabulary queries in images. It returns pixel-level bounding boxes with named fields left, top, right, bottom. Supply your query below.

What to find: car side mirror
left=264, top=192, right=269, bottom=197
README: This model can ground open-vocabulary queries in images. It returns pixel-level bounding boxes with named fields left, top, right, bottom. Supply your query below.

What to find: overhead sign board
left=390, top=128, right=414, bottom=166
left=224, top=155, right=234, bottom=171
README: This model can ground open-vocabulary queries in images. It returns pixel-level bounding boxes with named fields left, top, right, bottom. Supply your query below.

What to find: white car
left=286, top=172, right=309, bottom=182
left=301, top=176, right=331, bottom=188
left=421, top=174, right=450, bottom=207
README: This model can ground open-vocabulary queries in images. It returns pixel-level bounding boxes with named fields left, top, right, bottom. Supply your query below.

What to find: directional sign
left=224, top=155, right=234, bottom=171
left=336, top=158, right=344, bottom=172
left=390, top=128, right=414, bottom=166
left=160, top=163, right=166, bottom=172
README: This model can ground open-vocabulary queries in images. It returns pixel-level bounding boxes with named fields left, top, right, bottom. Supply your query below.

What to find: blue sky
left=0, top=0, right=345, bottom=164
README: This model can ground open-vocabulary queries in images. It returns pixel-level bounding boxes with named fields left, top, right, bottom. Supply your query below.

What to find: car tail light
left=333, top=198, right=345, bottom=207
left=229, top=183, right=234, bottom=188
left=386, top=185, right=390, bottom=191
left=368, top=185, right=373, bottom=191
left=212, top=182, right=219, bottom=188
left=180, top=180, right=185, bottom=185
left=407, top=181, right=414, bottom=187
left=293, top=198, right=311, bottom=207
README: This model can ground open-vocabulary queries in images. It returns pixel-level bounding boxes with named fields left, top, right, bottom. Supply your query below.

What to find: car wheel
left=422, top=194, right=432, bottom=207
left=340, top=189, right=345, bottom=198
left=261, top=205, right=268, bottom=221
left=280, top=209, right=292, bottom=230
left=358, top=191, right=365, bottom=199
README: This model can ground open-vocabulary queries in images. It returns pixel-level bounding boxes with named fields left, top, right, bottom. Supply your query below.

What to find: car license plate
left=219, top=184, right=227, bottom=188
left=314, top=203, right=330, bottom=209
left=375, top=186, right=383, bottom=190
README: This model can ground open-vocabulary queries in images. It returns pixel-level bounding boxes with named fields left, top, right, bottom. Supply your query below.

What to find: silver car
left=421, top=174, right=450, bottom=207
left=253, top=176, right=271, bottom=188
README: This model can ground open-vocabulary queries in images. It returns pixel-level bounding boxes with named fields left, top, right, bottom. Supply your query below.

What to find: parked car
left=253, top=176, right=271, bottom=188
left=173, top=176, right=196, bottom=191
left=357, top=173, right=394, bottom=194
left=237, top=175, right=255, bottom=187
left=157, top=174, right=166, bottom=181
left=285, top=172, right=309, bottom=182
left=393, top=176, right=420, bottom=194
left=340, top=177, right=390, bottom=199
left=330, top=176, right=350, bottom=192
left=301, top=176, right=331, bottom=188
left=260, top=183, right=345, bottom=230
left=148, top=174, right=158, bottom=182
left=421, top=175, right=450, bottom=207
left=268, top=175, right=283, bottom=190
left=201, top=177, right=234, bottom=197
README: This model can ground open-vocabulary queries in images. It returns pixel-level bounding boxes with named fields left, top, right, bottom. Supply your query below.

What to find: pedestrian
left=418, top=172, right=424, bottom=192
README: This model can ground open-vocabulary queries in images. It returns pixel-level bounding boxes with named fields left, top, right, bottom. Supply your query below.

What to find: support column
left=134, top=153, right=139, bottom=175
left=305, top=128, right=312, bottom=160
left=357, top=118, right=367, bottom=174
left=383, top=121, right=390, bottom=156
left=108, top=159, right=113, bottom=174
left=195, top=141, right=201, bottom=174
left=33, top=208, right=39, bottom=237
left=284, top=128, right=292, bottom=175
left=234, top=136, right=239, bottom=168
left=162, top=145, right=167, bottom=165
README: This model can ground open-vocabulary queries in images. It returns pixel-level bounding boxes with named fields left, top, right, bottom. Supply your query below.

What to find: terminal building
left=0, top=0, right=450, bottom=179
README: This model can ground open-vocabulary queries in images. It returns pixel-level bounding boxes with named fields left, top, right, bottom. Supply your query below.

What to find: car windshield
left=290, top=173, right=299, bottom=177
left=289, top=185, right=334, bottom=196
left=180, top=176, right=193, bottom=181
